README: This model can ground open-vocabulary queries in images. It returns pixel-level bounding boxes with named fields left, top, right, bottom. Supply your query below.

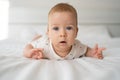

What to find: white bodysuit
left=30, top=36, right=87, bottom=60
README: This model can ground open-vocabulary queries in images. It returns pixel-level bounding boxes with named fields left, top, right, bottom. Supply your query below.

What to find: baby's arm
left=85, top=44, right=106, bottom=59
left=23, top=44, right=44, bottom=59
left=23, top=34, right=44, bottom=59
left=32, top=34, right=42, bottom=41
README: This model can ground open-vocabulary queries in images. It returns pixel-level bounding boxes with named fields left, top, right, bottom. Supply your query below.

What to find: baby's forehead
left=49, top=11, right=74, bottom=17
left=48, top=11, right=77, bottom=26
left=49, top=12, right=76, bottom=20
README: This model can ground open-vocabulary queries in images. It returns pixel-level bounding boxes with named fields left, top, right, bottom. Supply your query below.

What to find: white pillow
left=76, top=25, right=111, bottom=46
left=8, top=24, right=47, bottom=43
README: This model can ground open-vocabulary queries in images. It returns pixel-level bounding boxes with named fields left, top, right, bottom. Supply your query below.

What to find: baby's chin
left=58, top=44, right=72, bottom=50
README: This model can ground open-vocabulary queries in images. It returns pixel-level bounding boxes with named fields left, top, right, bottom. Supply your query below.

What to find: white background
left=8, top=0, right=120, bottom=37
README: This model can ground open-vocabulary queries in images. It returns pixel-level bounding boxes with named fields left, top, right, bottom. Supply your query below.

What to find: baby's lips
left=60, top=41, right=66, bottom=43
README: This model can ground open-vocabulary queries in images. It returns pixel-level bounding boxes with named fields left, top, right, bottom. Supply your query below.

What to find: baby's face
left=47, top=12, right=78, bottom=50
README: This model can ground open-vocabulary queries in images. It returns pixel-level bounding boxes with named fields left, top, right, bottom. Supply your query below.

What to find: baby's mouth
left=60, top=41, right=67, bottom=43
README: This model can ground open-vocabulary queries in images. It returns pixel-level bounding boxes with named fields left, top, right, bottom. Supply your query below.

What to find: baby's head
left=48, top=3, right=78, bottom=25
left=47, top=3, right=78, bottom=51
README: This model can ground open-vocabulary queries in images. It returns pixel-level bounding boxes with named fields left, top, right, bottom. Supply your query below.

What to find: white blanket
left=0, top=39, right=120, bottom=80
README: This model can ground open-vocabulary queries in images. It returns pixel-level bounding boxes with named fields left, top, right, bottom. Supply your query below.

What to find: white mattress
left=0, top=38, right=120, bottom=80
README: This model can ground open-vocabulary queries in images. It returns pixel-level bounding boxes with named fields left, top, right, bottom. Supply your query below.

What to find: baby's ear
left=75, top=27, right=78, bottom=38
left=46, top=27, right=49, bottom=36
left=46, top=30, right=48, bottom=35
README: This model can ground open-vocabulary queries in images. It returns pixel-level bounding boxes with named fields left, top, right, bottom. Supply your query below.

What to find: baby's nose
left=60, top=34, right=66, bottom=37
left=60, top=29, right=67, bottom=37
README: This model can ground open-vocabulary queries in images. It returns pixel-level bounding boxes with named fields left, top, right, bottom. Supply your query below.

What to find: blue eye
left=66, top=26, right=72, bottom=30
left=53, top=27, right=59, bottom=31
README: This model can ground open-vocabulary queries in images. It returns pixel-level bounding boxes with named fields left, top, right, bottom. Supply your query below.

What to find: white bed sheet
left=0, top=38, right=120, bottom=80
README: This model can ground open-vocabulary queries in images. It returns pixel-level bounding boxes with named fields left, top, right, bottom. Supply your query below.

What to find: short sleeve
left=30, top=35, right=48, bottom=48
left=74, top=40, right=87, bottom=57
left=30, top=38, right=41, bottom=48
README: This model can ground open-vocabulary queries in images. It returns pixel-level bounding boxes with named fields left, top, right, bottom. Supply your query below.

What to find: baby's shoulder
left=74, top=39, right=81, bottom=44
left=32, top=35, right=42, bottom=41
left=31, top=35, right=48, bottom=43
left=74, top=39, right=86, bottom=47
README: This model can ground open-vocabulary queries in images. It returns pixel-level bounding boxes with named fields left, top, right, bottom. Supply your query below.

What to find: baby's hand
left=29, top=48, right=44, bottom=59
left=91, top=44, right=106, bottom=59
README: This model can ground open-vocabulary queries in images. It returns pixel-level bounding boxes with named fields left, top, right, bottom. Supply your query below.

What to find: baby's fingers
left=32, top=54, right=38, bottom=59
left=38, top=52, right=43, bottom=59
left=97, top=48, right=106, bottom=53
left=37, top=55, right=43, bottom=59
left=32, top=53, right=42, bottom=59
left=94, top=44, right=98, bottom=50
left=38, top=48, right=44, bottom=51
left=100, top=47, right=106, bottom=51
left=97, top=53, right=103, bottom=59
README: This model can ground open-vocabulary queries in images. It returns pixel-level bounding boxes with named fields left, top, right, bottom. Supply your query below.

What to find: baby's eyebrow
left=50, top=24, right=59, bottom=27
left=51, top=24, right=59, bottom=26
left=66, top=25, right=74, bottom=27
left=68, top=24, right=74, bottom=26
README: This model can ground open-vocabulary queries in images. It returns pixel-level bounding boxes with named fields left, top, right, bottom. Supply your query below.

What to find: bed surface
left=0, top=25, right=120, bottom=80
left=0, top=38, right=120, bottom=80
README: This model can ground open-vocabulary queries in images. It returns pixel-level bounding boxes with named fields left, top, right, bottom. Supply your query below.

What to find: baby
left=23, top=3, right=105, bottom=60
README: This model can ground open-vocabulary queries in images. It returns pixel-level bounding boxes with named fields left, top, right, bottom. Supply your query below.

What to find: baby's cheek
left=68, top=39, right=75, bottom=45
